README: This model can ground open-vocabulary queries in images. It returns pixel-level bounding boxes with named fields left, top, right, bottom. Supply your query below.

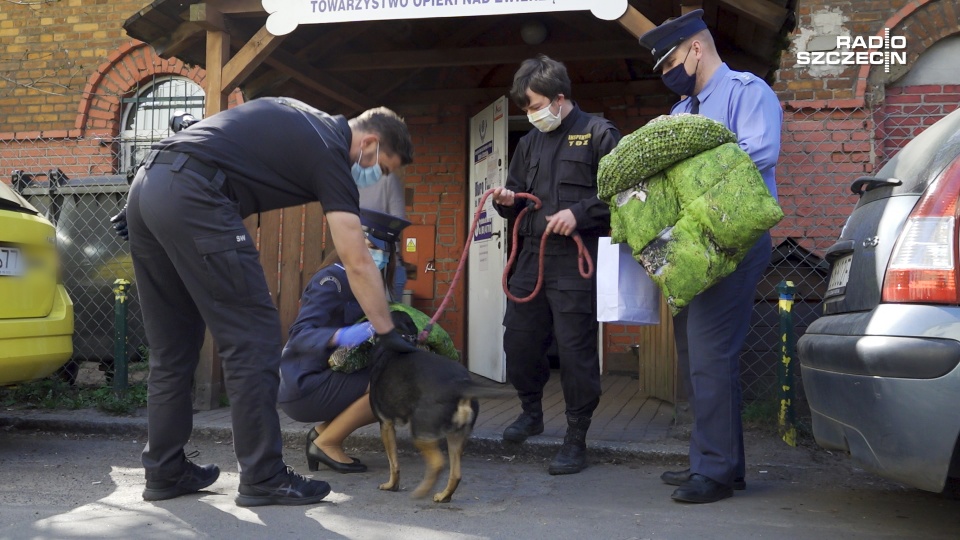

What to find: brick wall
left=778, top=0, right=959, bottom=103
left=772, top=0, right=960, bottom=255
left=0, top=138, right=116, bottom=179
left=879, top=84, right=960, bottom=165
left=0, top=0, right=149, bottom=134
left=775, top=107, right=867, bottom=253
left=0, top=2, right=239, bottom=179
left=402, top=109, right=470, bottom=352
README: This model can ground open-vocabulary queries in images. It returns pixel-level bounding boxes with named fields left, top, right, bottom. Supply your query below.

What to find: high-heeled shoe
left=306, top=442, right=368, bottom=473
left=306, top=427, right=320, bottom=454
left=305, top=427, right=364, bottom=466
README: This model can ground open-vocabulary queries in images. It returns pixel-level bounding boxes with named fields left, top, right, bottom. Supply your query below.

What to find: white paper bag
left=596, top=237, right=661, bottom=325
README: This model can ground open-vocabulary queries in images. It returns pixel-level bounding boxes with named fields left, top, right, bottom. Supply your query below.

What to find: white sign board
left=263, top=0, right=629, bottom=36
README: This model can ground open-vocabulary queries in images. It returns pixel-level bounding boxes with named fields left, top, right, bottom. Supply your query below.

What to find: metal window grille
left=118, top=77, right=205, bottom=177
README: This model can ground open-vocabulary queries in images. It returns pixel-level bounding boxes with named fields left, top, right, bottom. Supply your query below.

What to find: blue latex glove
left=110, top=206, right=129, bottom=241
left=332, top=322, right=375, bottom=348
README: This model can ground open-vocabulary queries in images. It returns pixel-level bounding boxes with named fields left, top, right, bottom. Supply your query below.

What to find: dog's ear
left=390, top=311, right=419, bottom=336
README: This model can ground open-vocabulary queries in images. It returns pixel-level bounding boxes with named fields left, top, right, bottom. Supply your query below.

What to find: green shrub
left=0, top=378, right=147, bottom=415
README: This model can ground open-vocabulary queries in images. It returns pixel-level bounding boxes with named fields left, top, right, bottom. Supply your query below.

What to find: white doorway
left=467, top=97, right=509, bottom=382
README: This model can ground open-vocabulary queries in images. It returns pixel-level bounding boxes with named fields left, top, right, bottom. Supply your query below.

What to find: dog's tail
left=452, top=398, right=476, bottom=428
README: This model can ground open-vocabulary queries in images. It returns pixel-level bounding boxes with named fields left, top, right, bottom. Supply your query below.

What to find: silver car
left=798, top=107, right=960, bottom=494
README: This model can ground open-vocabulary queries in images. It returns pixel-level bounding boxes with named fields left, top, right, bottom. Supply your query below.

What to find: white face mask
left=527, top=100, right=562, bottom=133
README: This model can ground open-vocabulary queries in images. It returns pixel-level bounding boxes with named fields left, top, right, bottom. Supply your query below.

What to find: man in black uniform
left=120, top=97, right=418, bottom=506
left=492, top=55, right=621, bottom=475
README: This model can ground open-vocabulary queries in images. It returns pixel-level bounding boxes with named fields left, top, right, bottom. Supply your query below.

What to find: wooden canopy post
left=616, top=6, right=656, bottom=39
left=187, top=1, right=283, bottom=410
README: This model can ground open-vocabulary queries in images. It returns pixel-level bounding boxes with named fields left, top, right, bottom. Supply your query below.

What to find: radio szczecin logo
left=798, top=29, right=906, bottom=73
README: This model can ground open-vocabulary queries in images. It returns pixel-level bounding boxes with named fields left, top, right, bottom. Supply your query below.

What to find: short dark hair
left=350, top=107, right=414, bottom=165
left=510, top=55, right=572, bottom=110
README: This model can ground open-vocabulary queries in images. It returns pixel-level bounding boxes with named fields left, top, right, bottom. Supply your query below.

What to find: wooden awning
left=123, top=0, right=795, bottom=116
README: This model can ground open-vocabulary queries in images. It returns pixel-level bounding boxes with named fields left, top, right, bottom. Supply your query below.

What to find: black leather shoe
left=307, top=426, right=320, bottom=445
left=670, top=473, right=734, bottom=503
left=143, top=460, right=220, bottom=501
left=660, top=468, right=746, bottom=490
left=502, top=412, right=544, bottom=443
left=236, top=466, right=331, bottom=507
left=307, top=442, right=367, bottom=474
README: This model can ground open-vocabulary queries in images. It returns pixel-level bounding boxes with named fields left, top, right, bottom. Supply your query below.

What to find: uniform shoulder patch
left=318, top=275, right=342, bottom=293
left=732, top=72, right=756, bottom=85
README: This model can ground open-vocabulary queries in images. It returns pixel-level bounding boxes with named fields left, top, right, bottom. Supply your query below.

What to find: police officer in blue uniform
left=639, top=10, right=783, bottom=504
left=492, top=55, right=621, bottom=475
left=121, top=97, right=418, bottom=506
left=278, top=209, right=411, bottom=475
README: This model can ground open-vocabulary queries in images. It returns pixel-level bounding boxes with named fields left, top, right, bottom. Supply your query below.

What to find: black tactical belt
left=146, top=150, right=221, bottom=183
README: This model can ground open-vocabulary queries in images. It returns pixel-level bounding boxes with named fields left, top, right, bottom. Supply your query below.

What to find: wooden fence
left=244, top=202, right=328, bottom=340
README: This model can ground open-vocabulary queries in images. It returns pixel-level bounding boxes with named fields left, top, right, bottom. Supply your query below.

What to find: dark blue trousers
left=673, top=232, right=772, bottom=486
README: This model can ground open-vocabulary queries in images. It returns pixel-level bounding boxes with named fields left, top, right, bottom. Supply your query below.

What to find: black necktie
left=690, top=96, right=700, bottom=114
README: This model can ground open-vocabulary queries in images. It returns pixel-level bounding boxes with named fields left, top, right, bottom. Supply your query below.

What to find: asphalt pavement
left=3, top=431, right=959, bottom=540
left=5, top=371, right=960, bottom=539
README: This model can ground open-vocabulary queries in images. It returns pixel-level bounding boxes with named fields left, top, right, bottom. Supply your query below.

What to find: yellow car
left=0, top=181, right=73, bottom=386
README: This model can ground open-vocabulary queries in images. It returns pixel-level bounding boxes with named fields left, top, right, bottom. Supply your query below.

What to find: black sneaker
left=235, top=466, right=332, bottom=507
left=143, top=460, right=220, bottom=501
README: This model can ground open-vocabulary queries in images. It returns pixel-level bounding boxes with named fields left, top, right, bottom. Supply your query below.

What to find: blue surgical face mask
left=368, top=248, right=389, bottom=270
left=352, top=143, right=382, bottom=188
left=661, top=46, right=699, bottom=98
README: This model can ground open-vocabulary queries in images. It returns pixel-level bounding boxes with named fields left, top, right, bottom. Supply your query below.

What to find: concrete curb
left=0, top=409, right=689, bottom=466
left=331, top=430, right=688, bottom=465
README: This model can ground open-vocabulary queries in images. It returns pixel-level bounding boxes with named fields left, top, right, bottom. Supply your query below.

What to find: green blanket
left=609, top=142, right=783, bottom=314
left=328, top=303, right=459, bottom=373
left=598, top=114, right=737, bottom=200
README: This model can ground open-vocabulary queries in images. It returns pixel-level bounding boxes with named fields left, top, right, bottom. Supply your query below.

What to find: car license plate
left=0, top=246, right=23, bottom=276
left=827, top=254, right=853, bottom=293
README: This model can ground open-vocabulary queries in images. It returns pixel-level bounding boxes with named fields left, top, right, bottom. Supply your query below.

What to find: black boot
left=502, top=408, right=544, bottom=443
left=548, top=416, right=590, bottom=475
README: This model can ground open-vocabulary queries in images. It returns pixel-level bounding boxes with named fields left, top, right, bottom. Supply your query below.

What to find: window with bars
left=119, top=77, right=205, bottom=176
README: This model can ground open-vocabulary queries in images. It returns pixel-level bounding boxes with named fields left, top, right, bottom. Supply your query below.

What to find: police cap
left=638, top=9, right=708, bottom=72
left=359, top=208, right=411, bottom=245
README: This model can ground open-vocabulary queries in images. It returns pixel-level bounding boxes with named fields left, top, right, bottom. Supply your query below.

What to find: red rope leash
left=502, top=193, right=594, bottom=304
left=417, top=188, right=594, bottom=343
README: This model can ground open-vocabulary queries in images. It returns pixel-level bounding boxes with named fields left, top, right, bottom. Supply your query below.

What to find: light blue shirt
left=670, top=63, right=782, bottom=200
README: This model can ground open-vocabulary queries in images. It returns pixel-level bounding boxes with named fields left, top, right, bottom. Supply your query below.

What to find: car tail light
left=882, top=155, right=960, bottom=303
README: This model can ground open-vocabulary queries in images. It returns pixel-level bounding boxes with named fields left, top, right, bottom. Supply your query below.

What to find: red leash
left=417, top=188, right=594, bottom=343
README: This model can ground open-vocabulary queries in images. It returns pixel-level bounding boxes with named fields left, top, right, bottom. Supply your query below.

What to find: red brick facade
left=402, top=110, right=470, bottom=349
left=775, top=0, right=960, bottom=255
left=0, top=1, right=151, bottom=134
left=880, top=84, right=960, bottom=165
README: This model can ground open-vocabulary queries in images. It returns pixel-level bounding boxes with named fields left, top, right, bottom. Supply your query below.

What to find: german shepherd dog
left=369, top=311, right=481, bottom=503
